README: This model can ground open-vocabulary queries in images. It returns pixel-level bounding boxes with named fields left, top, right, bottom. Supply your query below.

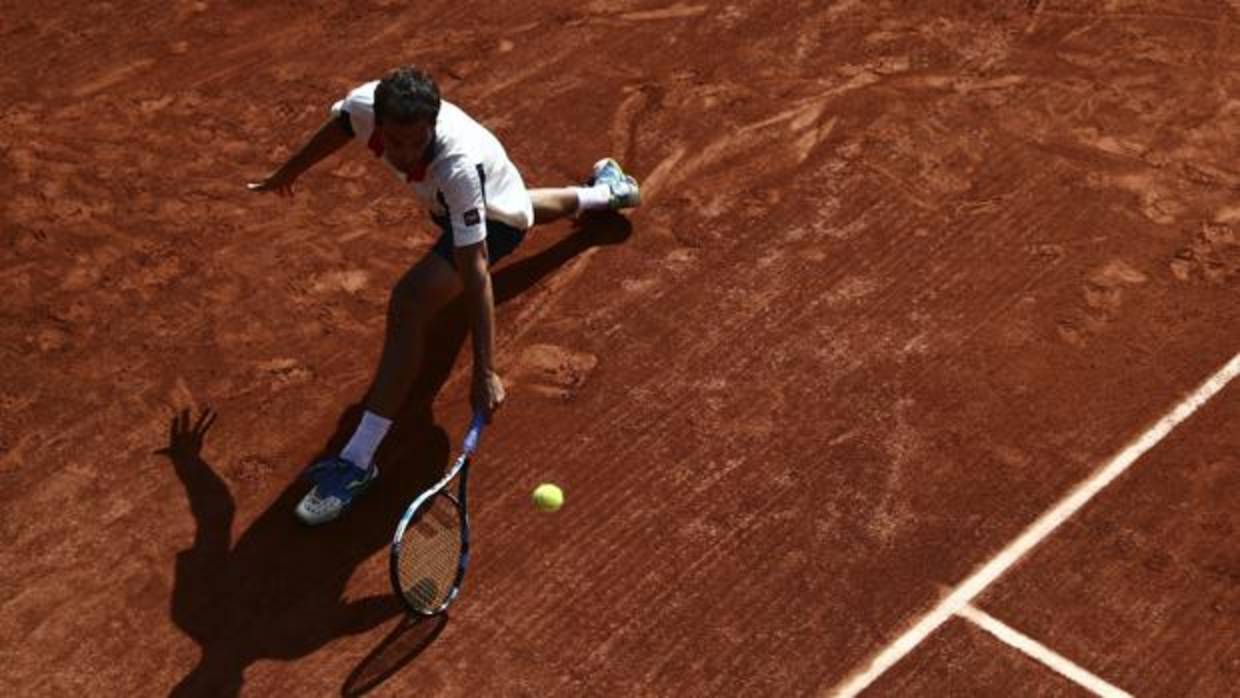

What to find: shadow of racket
left=340, top=614, right=449, bottom=697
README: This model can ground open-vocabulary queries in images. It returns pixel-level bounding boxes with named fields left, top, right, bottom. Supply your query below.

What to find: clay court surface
left=3, top=0, right=1239, bottom=695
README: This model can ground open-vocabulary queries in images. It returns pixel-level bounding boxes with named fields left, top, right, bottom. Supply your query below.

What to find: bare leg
left=364, top=253, right=462, bottom=418
left=530, top=188, right=580, bottom=225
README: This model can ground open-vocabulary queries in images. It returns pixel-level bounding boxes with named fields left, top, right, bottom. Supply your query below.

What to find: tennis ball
left=531, top=483, right=564, bottom=512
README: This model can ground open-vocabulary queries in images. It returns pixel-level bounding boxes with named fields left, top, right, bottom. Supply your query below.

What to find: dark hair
left=374, top=67, right=441, bottom=125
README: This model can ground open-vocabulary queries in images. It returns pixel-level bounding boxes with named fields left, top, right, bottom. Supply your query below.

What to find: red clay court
left=3, top=1, right=1238, bottom=696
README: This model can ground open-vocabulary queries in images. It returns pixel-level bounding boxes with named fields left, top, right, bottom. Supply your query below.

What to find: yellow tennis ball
left=532, top=483, right=564, bottom=512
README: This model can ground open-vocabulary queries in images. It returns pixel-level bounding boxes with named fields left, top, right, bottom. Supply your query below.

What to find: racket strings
left=398, top=495, right=463, bottom=612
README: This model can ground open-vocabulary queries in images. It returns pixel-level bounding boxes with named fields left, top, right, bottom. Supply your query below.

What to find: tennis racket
left=389, top=412, right=485, bottom=616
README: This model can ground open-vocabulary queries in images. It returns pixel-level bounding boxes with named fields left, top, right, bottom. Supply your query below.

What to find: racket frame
left=389, top=414, right=484, bottom=616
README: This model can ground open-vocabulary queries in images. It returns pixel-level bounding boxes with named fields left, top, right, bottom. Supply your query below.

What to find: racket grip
left=463, top=412, right=486, bottom=454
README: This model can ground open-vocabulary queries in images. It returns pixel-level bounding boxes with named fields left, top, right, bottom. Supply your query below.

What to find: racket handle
left=463, top=412, right=486, bottom=454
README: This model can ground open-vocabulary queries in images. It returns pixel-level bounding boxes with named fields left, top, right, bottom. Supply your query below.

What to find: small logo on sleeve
left=463, top=209, right=481, bottom=226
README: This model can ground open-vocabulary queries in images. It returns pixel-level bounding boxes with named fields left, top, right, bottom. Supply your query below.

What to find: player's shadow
left=159, top=215, right=631, bottom=698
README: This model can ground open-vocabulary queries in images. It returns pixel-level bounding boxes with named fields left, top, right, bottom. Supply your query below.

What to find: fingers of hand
left=194, top=407, right=217, bottom=437
left=472, top=387, right=502, bottom=423
left=488, top=388, right=505, bottom=423
left=246, top=177, right=294, bottom=195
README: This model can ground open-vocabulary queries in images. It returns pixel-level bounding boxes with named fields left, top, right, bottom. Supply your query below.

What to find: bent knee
left=389, top=263, right=460, bottom=321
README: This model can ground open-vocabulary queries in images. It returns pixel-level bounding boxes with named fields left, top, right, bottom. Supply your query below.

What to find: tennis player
left=248, top=67, right=640, bottom=525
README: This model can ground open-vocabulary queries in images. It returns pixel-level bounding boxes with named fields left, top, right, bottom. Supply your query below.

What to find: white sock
left=340, top=411, right=393, bottom=471
left=573, top=184, right=612, bottom=216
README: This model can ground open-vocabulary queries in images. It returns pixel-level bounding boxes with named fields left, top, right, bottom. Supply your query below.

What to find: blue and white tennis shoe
left=295, top=456, right=378, bottom=526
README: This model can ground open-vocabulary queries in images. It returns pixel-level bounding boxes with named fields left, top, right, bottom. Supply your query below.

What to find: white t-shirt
left=331, top=82, right=534, bottom=246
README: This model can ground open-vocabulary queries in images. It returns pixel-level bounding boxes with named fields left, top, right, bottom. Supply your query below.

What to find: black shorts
left=430, top=216, right=527, bottom=269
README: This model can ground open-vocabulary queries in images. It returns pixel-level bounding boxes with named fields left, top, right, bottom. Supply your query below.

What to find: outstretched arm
left=455, top=241, right=505, bottom=422
left=248, top=115, right=352, bottom=196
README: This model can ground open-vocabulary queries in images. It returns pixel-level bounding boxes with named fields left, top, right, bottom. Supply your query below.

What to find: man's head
left=375, top=66, right=440, bottom=125
left=374, top=67, right=441, bottom=169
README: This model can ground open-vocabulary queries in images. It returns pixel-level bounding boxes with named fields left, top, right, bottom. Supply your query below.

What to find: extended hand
left=471, top=370, right=506, bottom=423
left=246, top=168, right=299, bottom=197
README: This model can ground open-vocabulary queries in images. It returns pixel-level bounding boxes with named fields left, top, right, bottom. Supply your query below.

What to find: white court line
left=958, top=604, right=1131, bottom=698
left=827, top=351, right=1240, bottom=697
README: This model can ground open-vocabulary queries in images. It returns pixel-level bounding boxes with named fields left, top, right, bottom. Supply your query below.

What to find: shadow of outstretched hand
left=157, top=407, right=218, bottom=461
left=158, top=407, right=235, bottom=566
